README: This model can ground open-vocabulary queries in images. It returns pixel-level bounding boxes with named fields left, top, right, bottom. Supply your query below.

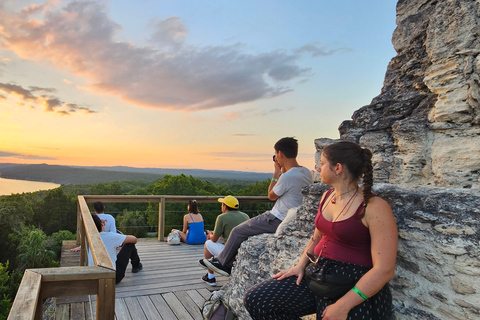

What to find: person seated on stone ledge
left=89, top=214, right=143, bottom=284
left=244, top=141, right=398, bottom=320
left=198, top=195, right=250, bottom=286
left=200, top=137, right=313, bottom=276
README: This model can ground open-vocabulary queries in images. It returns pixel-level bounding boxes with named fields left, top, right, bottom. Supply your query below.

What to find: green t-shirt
left=213, top=210, right=250, bottom=242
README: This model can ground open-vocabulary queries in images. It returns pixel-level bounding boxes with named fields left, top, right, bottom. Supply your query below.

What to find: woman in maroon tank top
left=244, top=141, right=398, bottom=320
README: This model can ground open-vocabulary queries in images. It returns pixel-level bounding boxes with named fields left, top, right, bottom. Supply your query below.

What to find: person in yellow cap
left=198, top=195, right=249, bottom=286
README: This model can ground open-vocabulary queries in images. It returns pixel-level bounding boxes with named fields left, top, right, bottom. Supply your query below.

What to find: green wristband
left=352, top=286, right=368, bottom=301
left=272, top=178, right=278, bottom=182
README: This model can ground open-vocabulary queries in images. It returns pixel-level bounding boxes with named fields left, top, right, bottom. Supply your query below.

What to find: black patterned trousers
left=244, top=258, right=392, bottom=320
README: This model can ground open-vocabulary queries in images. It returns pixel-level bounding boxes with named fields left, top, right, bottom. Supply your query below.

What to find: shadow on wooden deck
left=56, top=239, right=228, bottom=320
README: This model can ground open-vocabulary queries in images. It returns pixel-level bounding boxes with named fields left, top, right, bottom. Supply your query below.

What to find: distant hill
left=0, top=163, right=270, bottom=185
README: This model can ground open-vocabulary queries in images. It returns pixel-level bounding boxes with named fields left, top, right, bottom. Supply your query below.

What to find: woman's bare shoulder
left=364, top=196, right=395, bottom=225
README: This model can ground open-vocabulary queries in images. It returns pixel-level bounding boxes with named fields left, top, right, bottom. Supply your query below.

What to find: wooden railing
left=8, top=195, right=116, bottom=320
left=9, top=194, right=271, bottom=320
left=78, top=195, right=271, bottom=244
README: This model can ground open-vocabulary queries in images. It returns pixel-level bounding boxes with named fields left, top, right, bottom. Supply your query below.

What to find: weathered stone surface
left=454, top=298, right=480, bottom=315
left=450, top=276, right=476, bottom=295
left=454, top=259, right=480, bottom=276
left=434, top=224, right=475, bottom=235
left=437, top=305, right=468, bottom=320
left=205, top=183, right=480, bottom=320
left=326, top=0, right=480, bottom=189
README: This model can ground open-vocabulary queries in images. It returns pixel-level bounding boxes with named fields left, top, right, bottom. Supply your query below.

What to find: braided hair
left=322, top=141, right=374, bottom=217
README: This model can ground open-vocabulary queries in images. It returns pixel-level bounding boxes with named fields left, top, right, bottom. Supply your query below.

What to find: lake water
left=0, top=177, right=61, bottom=196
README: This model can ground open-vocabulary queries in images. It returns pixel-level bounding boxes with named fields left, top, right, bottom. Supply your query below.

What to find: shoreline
left=0, top=177, right=61, bottom=196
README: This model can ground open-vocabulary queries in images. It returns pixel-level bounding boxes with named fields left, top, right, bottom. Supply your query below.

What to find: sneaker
left=132, top=262, right=143, bottom=273
left=201, top=273, right=216, bottom=286
left=198, top=259, right=208, bottom=270
left=203, top=258, right=231, bottom=277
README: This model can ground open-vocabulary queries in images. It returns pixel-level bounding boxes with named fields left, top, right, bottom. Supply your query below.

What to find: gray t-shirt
left=270, top=166, right=313, bottom=220
left=88, top=232, right=126, bottom=269
left=96, top=213, right=116, bottom=233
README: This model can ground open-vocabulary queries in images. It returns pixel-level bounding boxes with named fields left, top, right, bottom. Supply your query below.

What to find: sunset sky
left=0, top=0, right=397, bottom=173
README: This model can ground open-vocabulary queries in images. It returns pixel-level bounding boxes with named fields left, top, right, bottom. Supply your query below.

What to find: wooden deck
left=56, top=239, right=228, bottom=319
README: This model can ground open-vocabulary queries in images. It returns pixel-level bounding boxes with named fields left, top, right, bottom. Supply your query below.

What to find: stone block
left=434, top=224, right=475, bottom=235
left=429, top=290, right=448, bottom=303
left=437, top=305, right=469, bottom=320
left=424, top=252, right=445, bottom=265
left=436, top=242, right=468, bottom=256
left=398, top=230, right=426, bottom=241
left=390, top=275, right=418, bottom=290
left=422, top=271, right=444, bottom=284
left=450, top=276, right=476, bottom=294
left=405, top=219, right=432, bottom=230
left=454, top=299, right=480, bottom=314
left=413, top=210, right=438, bottom=221
left=454, top=259, right=480, bottom=276
left=412, top=296, right=433, bottom=308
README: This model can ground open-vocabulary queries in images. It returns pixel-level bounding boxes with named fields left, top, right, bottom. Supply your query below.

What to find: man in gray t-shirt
left=201, top=137, right=313, bottom=277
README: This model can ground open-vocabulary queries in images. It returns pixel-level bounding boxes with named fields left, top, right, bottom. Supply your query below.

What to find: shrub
left=116, top=210, right=148, bottom=238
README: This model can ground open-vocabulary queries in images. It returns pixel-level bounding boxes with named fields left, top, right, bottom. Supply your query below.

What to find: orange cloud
left=0, top=82, right=96, bottom=115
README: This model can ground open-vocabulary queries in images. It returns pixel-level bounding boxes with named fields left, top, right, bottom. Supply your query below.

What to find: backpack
left=204, top=299, right=237, bottom=320
left=167, top=230, right=181, bottom=245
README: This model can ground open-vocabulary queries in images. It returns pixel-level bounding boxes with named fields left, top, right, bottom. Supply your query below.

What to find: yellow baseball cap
left=218, top=195, right=239, bottom=209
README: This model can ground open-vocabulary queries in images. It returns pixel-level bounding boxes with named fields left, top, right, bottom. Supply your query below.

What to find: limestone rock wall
left=213, top=183, right=479, bottom=320
left=337, top=0, right=480, bottom=189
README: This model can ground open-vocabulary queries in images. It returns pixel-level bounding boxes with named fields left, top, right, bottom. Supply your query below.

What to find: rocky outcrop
left=207, top=183, right=480, bottom=320
left=336, top=0, right=480, bottom=189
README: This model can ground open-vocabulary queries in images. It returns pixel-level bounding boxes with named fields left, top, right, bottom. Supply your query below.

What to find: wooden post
left=158, top=197, right=166, bottom=241
left=80, top=217, right=86, bottom=266
left=97, top=278, right=115, bottom=320
left=34, top=299, right=43, bottom=320
left=76, top=202, right=81, bottom=245
left=7, top=270, right=41, bottom=320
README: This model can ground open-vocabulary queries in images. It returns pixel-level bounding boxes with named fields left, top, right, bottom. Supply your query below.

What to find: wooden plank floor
left=57, top=239, right=228, bottom=319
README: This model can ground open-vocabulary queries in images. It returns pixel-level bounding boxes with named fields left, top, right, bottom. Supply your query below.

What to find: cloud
left=223, top=111, right=242, bottom=121
left=0, top=1, right=342, bottom=112
left=0, top=83, right=37, bottom=102
left=0, top=82, right=96, bottom=115
left=206, top=152, right=271, bottom=158
left=150, top=16, right=188, bottom=49
left=295, top=42, right=353, bottom=57
left=30, top=86, right=56, bottom=93
left=207, top=151, right=313, bottom=159
left=222, top=106, right=293, bottom=120
left=0, top=151, right=56, bottom=160
left=0, top=151, right=19, bottom=157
